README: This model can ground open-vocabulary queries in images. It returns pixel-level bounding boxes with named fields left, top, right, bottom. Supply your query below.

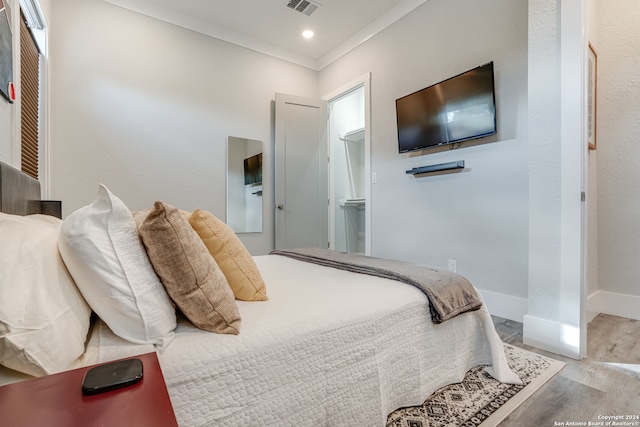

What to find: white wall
left=591, top=0, right=640, bottom=318
left=524, top=0, right=589, bottom=359
left=47, top=0, right=318, bottom=254
left=319, top=0, right=529, bottom=318
left=585, top=0, right=599, bottom=318
left=525, top=0, right=564, bottom=330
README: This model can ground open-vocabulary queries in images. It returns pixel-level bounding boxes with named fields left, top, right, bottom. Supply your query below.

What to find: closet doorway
left=325, top=74, right=371, bottom=255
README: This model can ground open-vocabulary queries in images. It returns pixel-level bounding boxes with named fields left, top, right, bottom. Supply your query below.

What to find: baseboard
left=478, top=289, right=528, bottom=322
left=480, top=289, right=640, bottom=323
left=586, top=291, right=601, bottom=323
left=522, top=314, right=582, bottom=359
left=587, top=290, right=640, bottom=322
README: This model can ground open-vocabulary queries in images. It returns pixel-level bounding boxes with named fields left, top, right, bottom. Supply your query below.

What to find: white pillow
left=58, top=185, right=176, bottom=346
left=0, top=213, right=92, bottom=377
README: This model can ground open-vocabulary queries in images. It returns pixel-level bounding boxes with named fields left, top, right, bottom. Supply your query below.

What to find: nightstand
left=0, top=352, right=178, bottom=427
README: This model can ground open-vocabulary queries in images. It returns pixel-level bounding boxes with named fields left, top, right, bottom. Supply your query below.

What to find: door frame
left=323, top=73, right=372, bottom=255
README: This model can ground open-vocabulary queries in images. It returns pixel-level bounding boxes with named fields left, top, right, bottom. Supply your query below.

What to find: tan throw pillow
left=189, top=209, right=268, bottom=301
left=137, top=201, right=241, bottom=334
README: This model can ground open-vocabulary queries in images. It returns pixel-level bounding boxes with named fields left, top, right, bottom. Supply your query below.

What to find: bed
left=0, top=161, right=520, bottom=426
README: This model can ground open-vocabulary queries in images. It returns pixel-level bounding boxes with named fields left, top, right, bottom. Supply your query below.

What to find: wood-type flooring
left=494, top=314, right=640, bottom=426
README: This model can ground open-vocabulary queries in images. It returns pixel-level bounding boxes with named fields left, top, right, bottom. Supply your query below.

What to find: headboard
left=0, top=161, right=42, bottom=215
left=0, top=161, right=62, bottom=217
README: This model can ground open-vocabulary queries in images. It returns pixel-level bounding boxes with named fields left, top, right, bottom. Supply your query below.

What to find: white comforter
left=83, top=255, right=520, bottom=426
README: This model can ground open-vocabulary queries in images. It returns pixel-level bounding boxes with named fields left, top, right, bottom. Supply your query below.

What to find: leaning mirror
left=227, top=136, right=263, bottom=233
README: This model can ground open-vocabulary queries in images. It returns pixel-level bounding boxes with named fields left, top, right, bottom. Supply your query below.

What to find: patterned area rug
left=386, top=344, right=565, bottom=427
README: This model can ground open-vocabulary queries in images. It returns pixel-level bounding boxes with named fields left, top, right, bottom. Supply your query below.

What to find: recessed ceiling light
left=302, top=30, right=314, bottom=39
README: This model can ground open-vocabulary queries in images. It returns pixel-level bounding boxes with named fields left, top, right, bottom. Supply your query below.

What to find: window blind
left=20, top=11, right=40, bottom=180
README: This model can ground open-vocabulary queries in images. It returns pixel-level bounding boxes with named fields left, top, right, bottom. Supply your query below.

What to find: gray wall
left=0, top=0, right=17, bottom=165
left=319, top=0, right=529, bottom=306
left=46, top=0, right=317, bottom=255
left=0, top=93, right=13, bottom=162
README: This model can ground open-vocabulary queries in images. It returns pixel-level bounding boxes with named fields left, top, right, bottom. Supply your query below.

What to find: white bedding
left=78, top=254, right=519, bottom=426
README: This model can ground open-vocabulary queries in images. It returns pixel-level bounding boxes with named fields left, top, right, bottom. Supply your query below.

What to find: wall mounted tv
left=396, top=61, right=496, bottom=153
left=243, top=153, right=262, bottom=186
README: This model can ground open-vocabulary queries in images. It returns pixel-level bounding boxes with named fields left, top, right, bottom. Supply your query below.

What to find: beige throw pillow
left=137, top=201, right=241, bottom=334
left=189, top=209, right=268, bottom=301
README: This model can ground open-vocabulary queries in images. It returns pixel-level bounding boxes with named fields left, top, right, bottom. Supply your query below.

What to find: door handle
left=276, top=204, right=284, bottom=210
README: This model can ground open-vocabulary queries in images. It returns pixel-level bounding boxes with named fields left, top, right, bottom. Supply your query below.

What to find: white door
left=274, top=93, right=328, bottom=250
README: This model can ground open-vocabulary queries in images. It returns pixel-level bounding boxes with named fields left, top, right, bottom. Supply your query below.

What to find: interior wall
left=0, top=91, right=12, bottom=163
left=319, top=0, right=529, bottom=318
left=595, top=1, right=640, bottom=304
left=47, top=0, right=318, bottom=255
left=526, top=0, right=588, bottom=359
left=0, top=0, right=17, bottom=166
left=586, top=0, right=599, bottom=314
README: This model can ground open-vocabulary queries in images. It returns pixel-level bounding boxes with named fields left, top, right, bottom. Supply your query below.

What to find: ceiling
left=102, top=0, right=429, bottom=70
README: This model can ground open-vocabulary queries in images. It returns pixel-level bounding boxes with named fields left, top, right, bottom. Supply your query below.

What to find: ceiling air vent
left=286, top=0, right=320, bottom=16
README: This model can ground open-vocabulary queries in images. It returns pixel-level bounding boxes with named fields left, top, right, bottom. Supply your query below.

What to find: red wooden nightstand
left=0, top=352, right=178, bottom=427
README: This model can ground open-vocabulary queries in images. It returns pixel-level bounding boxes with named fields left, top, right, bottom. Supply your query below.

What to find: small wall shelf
left=339, top=198, right=365, bottom=207
left=406, top=160, right=465, bottom=176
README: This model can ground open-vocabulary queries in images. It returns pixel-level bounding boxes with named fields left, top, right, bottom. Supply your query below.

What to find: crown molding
left=317, top=0, right=428, bottom=70
left=102, top=0, right=429, bottom=71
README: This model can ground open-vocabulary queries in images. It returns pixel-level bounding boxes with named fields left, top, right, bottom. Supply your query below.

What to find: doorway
left=328, top=87, right=366, bottom=254
left=273, top=74, right=371, bottom=254
left=325, top=73, right=371, bottom=255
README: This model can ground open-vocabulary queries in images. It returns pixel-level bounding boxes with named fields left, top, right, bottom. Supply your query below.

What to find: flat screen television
left=396, top=62, right=496, bottom=153
left=243, top=153, right=262, bottom=186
